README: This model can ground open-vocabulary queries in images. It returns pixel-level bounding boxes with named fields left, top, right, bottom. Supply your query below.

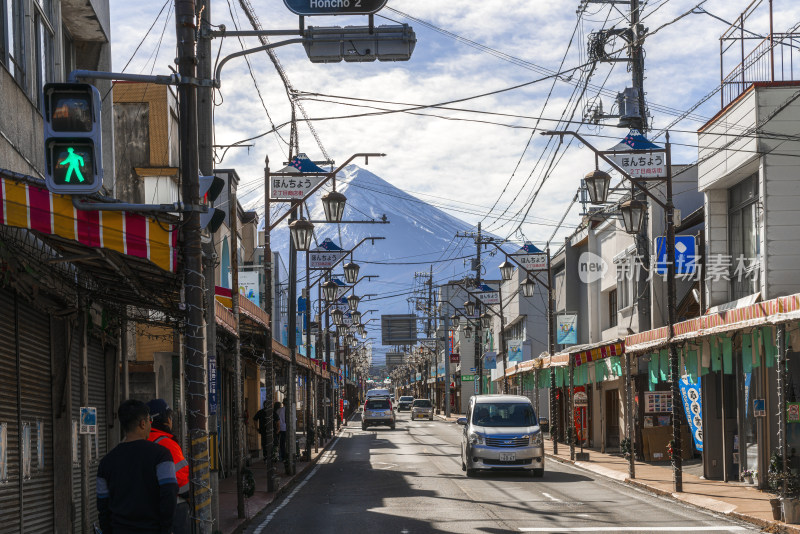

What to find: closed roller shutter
left=0, top=289, right=21, bottom=533
left=70, top=330, right=82, bottom=534
left=18, top=302, right=55, bottom=533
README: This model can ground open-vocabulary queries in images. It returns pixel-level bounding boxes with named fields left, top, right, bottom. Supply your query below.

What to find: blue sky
left=109, top=0, right=800, bottom=250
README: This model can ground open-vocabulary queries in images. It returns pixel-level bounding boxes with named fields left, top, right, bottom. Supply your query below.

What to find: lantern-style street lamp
left=322, top=280, right=339, bottom=302
left=331, top=308, right=344, bottom=326
left=481, top=312, right=491, bottom=330
left=499, top=261, right=514, bottom=282
left=464, top=300, right=475, bottom=317
left=465, top=325, right=473, bottom=339
left=584, top=169, right=611, bottom=205
left=451, top=314, right=460, bottom=327
left=351, top=310, right=362, bottom=325
left=347, top=294, right=360, bottom=312
left=289, top=219, right=314, bottom=251
left=321, top=190, right=347, bottom=223
left=343, top=262, right=360, bottom=284
left=619, top=198, right=647, bottom=234
left=522, top=277, right=535, bottom=298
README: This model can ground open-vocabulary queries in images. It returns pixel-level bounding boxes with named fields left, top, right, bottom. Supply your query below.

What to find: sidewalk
left=217, top=425, right=346, bottom=534
left=543, top=439, right=798, bottom=533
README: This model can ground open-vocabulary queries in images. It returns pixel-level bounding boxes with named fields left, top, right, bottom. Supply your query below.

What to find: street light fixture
left=481, top=312, right=491, bottom=330
left=619, top=198, right=647, bottom=235
left=584, top=169, right=612, bottom=205
left=522, top=277, right=536, bottom=298
left=322, top=280, right=339, bottom=302
left=464, top=325, right=473, bottom=339
left=331, top=308, right=344, bottom=326
left=464, top=300, right=475, bottom=317
left=343, top=262, right=360, bottom=284
left=451, top=314, right=460, bottom=327
left=347, top=294, right=360, bottom=312
left=289, top=218, right=314, bottom=251
left=351, top=310, right=362, bottom=325
left=321, top=190, right=347, bottom=223
left=499, top=261, right=514, bottom=282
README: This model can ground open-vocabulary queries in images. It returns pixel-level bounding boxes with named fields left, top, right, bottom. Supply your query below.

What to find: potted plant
left=740, top=469, right=756, bottom=485
left=768, top=450, right=785, bottom=520
left=768, top=450, right=800, bottom=523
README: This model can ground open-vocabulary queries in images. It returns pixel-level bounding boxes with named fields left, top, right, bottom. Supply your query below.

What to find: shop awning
left=536, top=339, right=624, bottom=368
left=505, top=359, right=535, bottom=377
left=624, top=293, right=800, bottom=354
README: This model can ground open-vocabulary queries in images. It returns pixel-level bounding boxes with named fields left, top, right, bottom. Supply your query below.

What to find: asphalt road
left=243, top=413, right=756, bottom=534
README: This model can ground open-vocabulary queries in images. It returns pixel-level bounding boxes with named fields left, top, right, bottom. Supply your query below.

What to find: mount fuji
left=240, top=164, right=499, bottom=365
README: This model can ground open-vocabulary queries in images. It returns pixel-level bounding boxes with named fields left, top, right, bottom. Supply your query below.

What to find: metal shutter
left=0, top=289, right=21, bottom=533
left=18, top=302, right=55, bottom=533
left=70, top=330, right=82, bottom=534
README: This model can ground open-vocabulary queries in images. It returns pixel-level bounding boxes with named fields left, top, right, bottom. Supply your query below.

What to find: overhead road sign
left=381, top=314, right=417, bottom=345
left=511, top=242, right=548, bottom=271
left=309, top=238, right=348, bottom=269
left=284, top=0, right=388, bottom=16
left=604, top=129, right=667, bottom=178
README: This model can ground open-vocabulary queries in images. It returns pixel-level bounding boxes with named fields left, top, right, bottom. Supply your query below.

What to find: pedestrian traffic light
left=199, top=175, right=226, bottom=233
left=43, top=83, right=103, bottom=194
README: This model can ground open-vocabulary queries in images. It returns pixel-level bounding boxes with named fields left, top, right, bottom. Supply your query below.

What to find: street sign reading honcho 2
left=284, top=0, right=388, bottom=15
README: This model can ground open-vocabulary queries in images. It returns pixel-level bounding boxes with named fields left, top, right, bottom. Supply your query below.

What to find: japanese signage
left=309, top=238, right=347, bottom=269
left=80, top=407, right=97, bottom=434
left=209, top=357, right=218, bottom=415
left=606, top=129, right=666, bottom=178
left=238, top=271, right=260, bottom=303
left=474, top=283, right=499, bottom=305
left=557, top=314, right=578, bottom=345
left=450, top=353, right=460, bottom=363
left=269, top=173, right=326, bottom=200
left=573, top=390, right=588, bottom=407
left=679, top=376, right=703, bottom=451
left=512, top=253, right=548, bottom=271
left=483, top=352, right=497, bottom=370
left=644, top=391, right=672, bottom=414
left=754, top=399, right=766, bottom=417
left=508, top=340, right=524, bottom=363
left=461, top=374, right=475, bottom=382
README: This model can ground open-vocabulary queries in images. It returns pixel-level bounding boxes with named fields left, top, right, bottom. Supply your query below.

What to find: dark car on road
left=397, top=396, right=414, bottom=411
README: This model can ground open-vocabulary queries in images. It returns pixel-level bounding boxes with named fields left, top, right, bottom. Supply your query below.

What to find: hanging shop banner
left=309, top=239, right=348, bottom=269
left=483, top=352, right=497, bottom=370
left=416, top=372, right=422, bottom=382
left=208, top=357, right=218, bottom=415
left=437, top=362, right=446, bottom=377
left=605, top=129, right=667, bottom=178
left=557, top=314, right=578, bottom=345
left=269, top=156, right=329, bottom=199
left=679, top=376, right=703, bottom=451
left=511, top=242, right=548, bottom=271
left=474, top=283, right=500, bottom=305
left=238, top=271, right=260, bottom=304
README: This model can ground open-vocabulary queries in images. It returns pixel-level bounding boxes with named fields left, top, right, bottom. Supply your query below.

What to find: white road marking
left=251, top=434, right=341, bottom=533
left=518, top=528, right=748, bottom=532
left=541, top=492, right=561, bottom=502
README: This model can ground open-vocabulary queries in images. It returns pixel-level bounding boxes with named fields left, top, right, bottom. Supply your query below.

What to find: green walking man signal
left=59, top=147, right=85, bottom=183
left=43, top=83, right=103, bottom=194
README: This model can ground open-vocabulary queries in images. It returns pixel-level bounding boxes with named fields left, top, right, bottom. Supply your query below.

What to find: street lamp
left=289, top=218, right=314, bottom=251
left=522, top=277, right=536, bottom=298
left=331, top=308, right=344, bottom=326
left=481, top=312, right=491, bottom=330
left=619, top=198, right=647, bottom=235
left=584, top=169, right=611, bottom=205
left=321, top=190, right=347, bottom=223
left=464, top=300, right=475, bottom=317
left=343, top=262, right=360, bottom=284
left=322, top=280, right=339, bottom=302
left=350, top=310, right=362, bottom=325
left=451, top=314, right=460, bottom=327
left=464, top=325, right=473, bottom=339
left=499, top=261, right=514, bottom=282
left=347, top=294, right=360, bottom=312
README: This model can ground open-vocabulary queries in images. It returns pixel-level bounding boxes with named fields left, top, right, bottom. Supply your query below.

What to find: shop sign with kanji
left=605, top=129, right=667, bottom=178
left=511, top=242, right=548, bottom=271
left=309, top=238, right=347, bottom=269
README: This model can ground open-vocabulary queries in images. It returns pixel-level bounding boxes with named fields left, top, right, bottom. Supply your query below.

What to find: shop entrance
left=605, top=389, right=621, bottom=449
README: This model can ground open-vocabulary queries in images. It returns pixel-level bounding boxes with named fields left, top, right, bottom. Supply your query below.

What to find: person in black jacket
left=97, top=399, right=178, bottom=534
left=253, top=400, right=270, bottom=460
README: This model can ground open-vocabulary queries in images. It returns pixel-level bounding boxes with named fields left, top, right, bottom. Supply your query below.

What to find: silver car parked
left=458, top=394, right=544, bottom=478
left=410, top=399, right=433, bottom=420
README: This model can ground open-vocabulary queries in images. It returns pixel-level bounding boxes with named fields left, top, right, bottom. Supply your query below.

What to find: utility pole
left=630, top=0, right=647, bottom=131
left=547, top=248, right=558, bottom=455
left=263, top=157, right=277, bottom=491
left=230, top=187, right=245, bottom=518
left=176, top=0, right=212, bottom=530
left=475, top=223, right=482, bottom=395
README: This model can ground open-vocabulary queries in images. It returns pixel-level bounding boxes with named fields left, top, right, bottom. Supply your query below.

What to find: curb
left=232, top=421, right=350, bottom=534
left=545, top=451, right=800, bottom=534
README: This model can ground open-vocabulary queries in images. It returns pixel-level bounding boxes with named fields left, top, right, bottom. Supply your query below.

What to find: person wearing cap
left=97, top=399, right=177, bottom=534
left=147, top=399, right=191, bottom=534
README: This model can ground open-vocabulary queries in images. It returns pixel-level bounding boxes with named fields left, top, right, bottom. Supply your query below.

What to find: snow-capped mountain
left=241, top=164, right=489, bottom=364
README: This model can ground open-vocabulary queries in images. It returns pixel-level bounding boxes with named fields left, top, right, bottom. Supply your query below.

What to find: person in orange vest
left=147, top=399, right=190, bottom=534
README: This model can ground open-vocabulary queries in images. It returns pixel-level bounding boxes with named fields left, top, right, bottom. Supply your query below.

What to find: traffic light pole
left=175, top=0, right=212, bottom=530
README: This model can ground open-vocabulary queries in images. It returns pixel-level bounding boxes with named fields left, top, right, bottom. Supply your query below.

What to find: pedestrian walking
left=97, top=399, right=177, bottom=534
left=253, top=400, right=270, bottom=460
left=147, top=399, right=191, bottom=534
left=277, top=401, right=288, bottom=463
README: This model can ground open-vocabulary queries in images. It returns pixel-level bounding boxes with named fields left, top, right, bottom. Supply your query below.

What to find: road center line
left=541, top=492, right=562, bottom=502
left=518, top=527, right=747, bottom=532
